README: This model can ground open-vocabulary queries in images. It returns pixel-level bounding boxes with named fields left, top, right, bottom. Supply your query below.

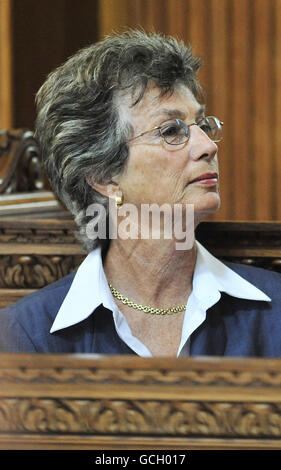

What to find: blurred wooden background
left=0, top=0, right=280, bottom=221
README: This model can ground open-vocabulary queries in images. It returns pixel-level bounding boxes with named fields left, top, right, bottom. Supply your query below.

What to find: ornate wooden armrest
left=0, top=128, right=48, bottom=193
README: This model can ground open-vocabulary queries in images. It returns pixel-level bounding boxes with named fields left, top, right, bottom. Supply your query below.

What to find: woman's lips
left=189, top=172, right=218, bottom=186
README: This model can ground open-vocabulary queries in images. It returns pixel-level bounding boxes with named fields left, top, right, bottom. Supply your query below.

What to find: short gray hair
left=35, top=29, right=203, bottom=251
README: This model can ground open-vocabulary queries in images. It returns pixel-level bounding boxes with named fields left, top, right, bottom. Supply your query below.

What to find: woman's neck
left=103, top=238, right=197, bottom=308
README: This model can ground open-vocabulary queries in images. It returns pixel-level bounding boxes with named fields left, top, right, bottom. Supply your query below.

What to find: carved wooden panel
left=0, top=211, right=86, bottom=307
left=0, top=254, right=84, bottom=288
left=0, top=354, right=281, bottom=449
left=0, top=129, right=48, bottom=193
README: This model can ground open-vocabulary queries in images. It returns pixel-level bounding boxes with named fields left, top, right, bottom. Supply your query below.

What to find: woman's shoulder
left=0, top=273, right=76, bottom=339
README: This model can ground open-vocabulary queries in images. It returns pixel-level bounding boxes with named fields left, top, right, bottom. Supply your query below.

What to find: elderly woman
left=0, top=30, right=280, bottom=356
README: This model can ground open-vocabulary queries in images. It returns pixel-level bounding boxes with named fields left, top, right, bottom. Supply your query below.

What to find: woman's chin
left=192, top=191, right=221, bottom=216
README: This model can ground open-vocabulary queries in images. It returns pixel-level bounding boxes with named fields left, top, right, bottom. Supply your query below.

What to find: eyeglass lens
left=202, top=117, right=222, bottom=142
left=160, top=117, right=222, bottom=145
left=160, top=120, right=187, bottom=145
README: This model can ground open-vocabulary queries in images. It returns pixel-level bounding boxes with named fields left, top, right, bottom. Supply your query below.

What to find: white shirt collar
left=193, top=241, right=271, bottom=309
left=50, top=241, right=271, bottom=334
left=50, top=247, right=114, bottom=333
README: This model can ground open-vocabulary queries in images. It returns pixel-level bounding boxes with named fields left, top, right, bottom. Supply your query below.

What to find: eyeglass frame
left=127, top=115, right=224, bottom=145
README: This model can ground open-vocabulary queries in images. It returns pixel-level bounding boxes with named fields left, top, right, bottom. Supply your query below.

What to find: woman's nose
left=188, top=125, right=218, bottom=161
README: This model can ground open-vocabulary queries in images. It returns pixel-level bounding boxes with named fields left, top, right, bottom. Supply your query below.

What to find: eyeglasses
left=128, top=116, right=223, bottom=146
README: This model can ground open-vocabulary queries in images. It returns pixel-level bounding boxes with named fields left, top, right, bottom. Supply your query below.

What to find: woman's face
left=115, top=84, right=220, bottom=223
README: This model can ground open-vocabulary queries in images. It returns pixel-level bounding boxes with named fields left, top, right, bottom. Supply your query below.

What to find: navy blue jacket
left=0, top=261, right=280, bottom=356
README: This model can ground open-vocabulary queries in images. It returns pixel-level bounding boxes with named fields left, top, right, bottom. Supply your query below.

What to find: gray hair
left=35, top=29, right=203, bottom=252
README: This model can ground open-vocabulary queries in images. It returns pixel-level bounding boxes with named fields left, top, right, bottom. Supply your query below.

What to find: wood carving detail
left=0, top=255, right=83, bottom=288
left=1, top=356, right=281, bottom=447
left=0, top=398, right=280, bottom=437
left=0, top=228, right=77, bottom=245
left=196, top=223, right=281, bottom=249
left=0, top=129, right=47, bottom=193
left=1, top=366, right=281, bottom=388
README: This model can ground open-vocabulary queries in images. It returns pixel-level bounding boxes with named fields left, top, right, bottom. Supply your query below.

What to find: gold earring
left=115, top=194, right=123, bottom=208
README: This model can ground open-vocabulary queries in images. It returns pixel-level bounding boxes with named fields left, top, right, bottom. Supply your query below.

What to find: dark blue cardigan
left=0, top=261, right=280, bottom=356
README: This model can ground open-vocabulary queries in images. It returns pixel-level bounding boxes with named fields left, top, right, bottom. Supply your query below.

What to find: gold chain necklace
left=109, top=284, right=186, bottom=316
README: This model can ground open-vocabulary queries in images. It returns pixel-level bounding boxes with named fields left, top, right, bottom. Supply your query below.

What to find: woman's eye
left=161, top=125, right=179, bottom=136
left=200, top=124, right=212, bottom=133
